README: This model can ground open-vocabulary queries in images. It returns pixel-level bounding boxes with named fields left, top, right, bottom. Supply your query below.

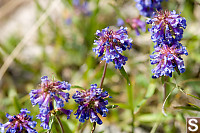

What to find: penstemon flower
left=126, top=17, right=146, bottom=35
left=147, top=10, right=187, bottom=45
left=93, top=26, right=133, bottom=69
left=135, top=0, right=164, bottom=17
left=150, top=42, right=188, bottom=78
left=0, top=109, right=37, bottom=133
left=72, top=84, right=111, bottom=125
left=29, top=76, right=72, bottom=129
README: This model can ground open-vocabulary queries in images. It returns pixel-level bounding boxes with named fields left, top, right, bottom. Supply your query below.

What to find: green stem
left=127, top=83, right=134, bottom=133
left=131, top=110, right=134, bottom=133
left=90, top=62, right=107, bottom=133
left=163, top=81, right=166, bottom=102
left=163, top=76, right=168, bottom=102
left=80, top=121, right=88, bottom=133
left=55, top=115, right=64, bottom=133
left=91, top=122, right=96, bottom=133
left=77, top=122, right=82, bottom=132
left=99, top=62, right=108, bottom=88
left=120, top=67, right=134, bottom=133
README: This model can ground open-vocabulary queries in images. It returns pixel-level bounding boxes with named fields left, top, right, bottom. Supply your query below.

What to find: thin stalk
left=90, top=62, right=107, bottom=133
left=91, top=122, right=96, bottom=133
left=55, top=115, right=64, bottom=133
left=77, top=122, right=82, bottom=132
left=80, top=121, right=88, bottom=133
left=77, top=121, right=87, bottom=133
left=120, top=66, right=134, bottom=133
left=163, top=81, right=166, bottom=102
left=162, top=76, right=170, bottom=116
left=127, top=84, right=134, bottom=133
left=131, top=110, right=134, bottom=133
left=163, top=76, right=168, bottom=102
left=99, top=62, right=108, bottom=88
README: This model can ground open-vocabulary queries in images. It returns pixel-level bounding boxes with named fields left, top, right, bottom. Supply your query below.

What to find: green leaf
left=188, top=103, right=200, bottom=110
left=165, top=82, right=177, bottom=88
left=137, top=114, right=163, bottom=123
left=137, top=113, right=173, bottom=123
left=107, top=105, right=119, bottom=109
left=115, top=103, right=131, bottom=109
left=174, top=102, right=200, bottom=112
left=119, top=66, right=131, bottom=85
left=13, top=96, right=22, bottom=113
left=48, top=114, right=55, bottom=132
left=119, top=66, right=133, bottom=109
left=135, top=83, right=156, bottom=113
left=174, top=66, right=181, bottom=75
left=174, top=106, right=200, bottom=112
left=71, top=85, right=85, bottom=90
left=38, top=129, right=46, bottom=133
left=60, top=118, right=72, bottom=133
left=187, top=93, right=200, bottom=101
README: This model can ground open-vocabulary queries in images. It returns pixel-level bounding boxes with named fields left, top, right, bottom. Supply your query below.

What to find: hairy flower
left=93, top=26, right=133, bottom=69
left=0, top=109, right=37, bottom=133
left=135, top=0, right=164, bottom=17
left=147, top=10, right=187, bottom=45
left=150, top=42, right=188, bottom=78
left=126, top=17, right=146, bottom=35
left=29, top=76, right=72, bottom=129
left=72, top=84, right=110, bottom=125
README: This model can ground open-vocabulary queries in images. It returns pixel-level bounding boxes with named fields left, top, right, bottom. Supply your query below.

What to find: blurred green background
left=0, top=0, right=200, bottom=132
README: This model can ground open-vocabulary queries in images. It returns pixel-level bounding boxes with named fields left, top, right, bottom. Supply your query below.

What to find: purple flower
left=72, top=84, right=110, bottom=125
left=73, top=0, right=91, bottom=16
left=147, top=10, right=187, bottom=45
left=93, top=26, right=133, bottom=69
left=135, top=0, right=164, bottom=17
left=36, top=113, right=50, bottom=130
left=126, top=17, right=146, bottom=35
left=117, top=18, right=124, bottom=27
left=29, top=76, right=72, bottom=129
left=150, top=42, right=188, bottom=78
left=65, top=18, right=72, bottom=25
left=0, top=109, right=37, bottom=133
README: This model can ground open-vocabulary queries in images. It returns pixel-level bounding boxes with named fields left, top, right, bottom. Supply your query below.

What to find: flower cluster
left=147, top=10, right=188, bottom=78
left=150, top=42, right=188, bottom=78
left=147, top=10, right=187, bottom=45
left=126, top=17, right=146, bottom=35
left=0, top=109, right=37, bottom=133
left=93, top=26, right=133, bottom=69
left=72, top=84, right=110, bottom=125
left=135, top=0, right=164, bottom=17
left=29, top=76, right=72, bottom=129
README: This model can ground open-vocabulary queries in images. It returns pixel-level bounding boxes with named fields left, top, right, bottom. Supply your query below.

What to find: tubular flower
left=29, top=76, right=72, bottom=129
left=93, top=26, right=133, bottom=69
left=0, top=109, right=37, bottom=133
left=135, top=0, right=164, bottom=17
left=126, top=17, right=146, bottom=35
left=147, top=10, right=187, bottom=45
left=72, top=84, right=111, bottom=125
left=150, top=42, right=188, bottom=78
